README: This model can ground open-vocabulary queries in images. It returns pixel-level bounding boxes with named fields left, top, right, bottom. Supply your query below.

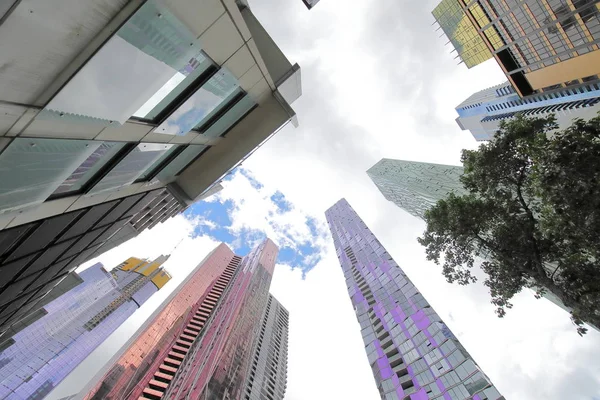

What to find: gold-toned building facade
left=434, top=0, right=600, bottom=96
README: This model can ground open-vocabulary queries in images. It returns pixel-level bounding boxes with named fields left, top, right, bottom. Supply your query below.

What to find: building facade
left=244, top=294, right=289, bottom=400
left=80, top=239, right=286, bottom=400
left=432, top=0, right=493, bottom=68
left=325, top=199, right=503, bottom=400
left=455, top=79, right=600, bottom=140
left=0, top=0, right=301, bottom=334
left=302, top=0, right=321, bottom=10
left=367, top=159, right=466, bottom=220
left=434, top=0, right=600, bottom=97
left=0, top=256, right=170, bottom=400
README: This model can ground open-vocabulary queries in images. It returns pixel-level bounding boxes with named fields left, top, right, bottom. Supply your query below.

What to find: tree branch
left=514, top=167, right=549, bottom=280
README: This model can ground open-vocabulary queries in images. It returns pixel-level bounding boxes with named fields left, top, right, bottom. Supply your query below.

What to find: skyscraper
left=244, top=294, right=289, bottom=400
left=0, top=256, right=170, bottom=400
left=432, top=0, right=600, bottom=97
left=0, top=0, right=302, bottom=333
left=367, top=159, right=465, bottom=220
left=432, top=0, right=493, bottom=68
left=455, top=80, right=600, bottom=141
left=80, top=239, right=287, bottom=400
left=325, top=199, right=504, bottom=400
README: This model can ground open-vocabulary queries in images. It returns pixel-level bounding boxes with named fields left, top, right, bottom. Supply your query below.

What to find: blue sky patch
left=185, top=199, right=235, bottom=243
left=270, top=191, right=293, bottom=213
left=183, top=168, right=324, bottom=276
left=239, top=168, right=263, bottom=189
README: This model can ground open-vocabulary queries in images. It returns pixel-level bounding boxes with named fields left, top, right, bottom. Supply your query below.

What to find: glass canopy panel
left=198, top=95, right=256, bottom=138
left=52, top=142, right=126, bottom=196
left=88, top=143, right=175, bottom=194
left=155, top=145, right=207, bottom=182
left=43, top=0, right=211, bottom=125
left=153, top=69, right=241, bottom=136
left=136, top=145, right=182, bottom=181
left=0, top=138, right=102, bottom=213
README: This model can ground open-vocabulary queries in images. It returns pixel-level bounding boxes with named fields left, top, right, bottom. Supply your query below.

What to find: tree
left=418, top=113, right=600, bottom=335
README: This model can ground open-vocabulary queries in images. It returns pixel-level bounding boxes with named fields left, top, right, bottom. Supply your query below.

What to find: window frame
left=193, top=90, right=248, bottom=134
left=129, top=64, right=219, bottom=126
left=46, top=141, right=133, bottom=201
left=134, top=145, right=187, bottom=183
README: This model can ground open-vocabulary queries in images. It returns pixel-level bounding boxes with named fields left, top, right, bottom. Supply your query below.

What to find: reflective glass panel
left=155, top=145, right=207, bottom=182
left=88, top=143, right=175, bottom=194
left=432, top=0, right=492, bottom=68
left=0, top=138, right=102, bottom=213
left=154, top=69, right=241, bottom=136
left=52, top=142, right=126, bottom=196
left=43, top=0, right=212, bottom=125
left=196, top=95, right=256, bottom=138
left=81, top=245, right=235, bottom=400
left=136, top=145, right=181, bottom=181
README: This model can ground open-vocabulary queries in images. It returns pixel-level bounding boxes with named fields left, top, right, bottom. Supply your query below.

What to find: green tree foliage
left=418, top=114, right=600, bottom=335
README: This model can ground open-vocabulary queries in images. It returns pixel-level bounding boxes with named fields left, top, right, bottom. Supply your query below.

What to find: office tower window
left=154, top=69, right=243, bottom=136
left=88, top=143, right=175, bottom=194
left=51, top=142, right=127, bottom=197
left=433, top=0, right=493, bottom=68
left=0, top=139, right=108, bottom=213
left=136, top=145, right=183, bottom=182
left=194, top=95, right=257, bottom=138
left=44, top=0, right=215, bottom=126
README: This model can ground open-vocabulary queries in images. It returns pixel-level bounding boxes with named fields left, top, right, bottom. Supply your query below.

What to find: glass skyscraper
left=81, top=239, right=287, bottom=400
left=325, top=199, right=503, bottom=400
left=245, top=294, right=289, bottom=400
left=455, top=79, right=600, bottom=141
left=367, top=159, right=466, bottom=220
left=432, top=0, right=493, bottom=68
left=0, top=256, right=170, bottom=400
left=432, top=0, right=600, bottom=97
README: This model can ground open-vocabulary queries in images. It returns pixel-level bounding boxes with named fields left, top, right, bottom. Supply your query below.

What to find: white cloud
left=205, top=169, right=330, bottom=270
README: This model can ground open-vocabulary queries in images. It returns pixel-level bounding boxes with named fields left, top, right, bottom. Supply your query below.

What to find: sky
left=48, top=0, right=600, bottom=399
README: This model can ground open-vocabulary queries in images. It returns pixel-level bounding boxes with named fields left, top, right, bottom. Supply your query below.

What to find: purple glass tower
left=0, top=257, right=170, bottom=400
left=325, top=199, right=504, bottom=400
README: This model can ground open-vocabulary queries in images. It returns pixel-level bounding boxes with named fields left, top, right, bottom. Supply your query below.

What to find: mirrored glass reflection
left=43, top=0, right=210, bottom=125
left=88, top=143, right=174, bottom=195
left=154, top=69, right=242, bottom=136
